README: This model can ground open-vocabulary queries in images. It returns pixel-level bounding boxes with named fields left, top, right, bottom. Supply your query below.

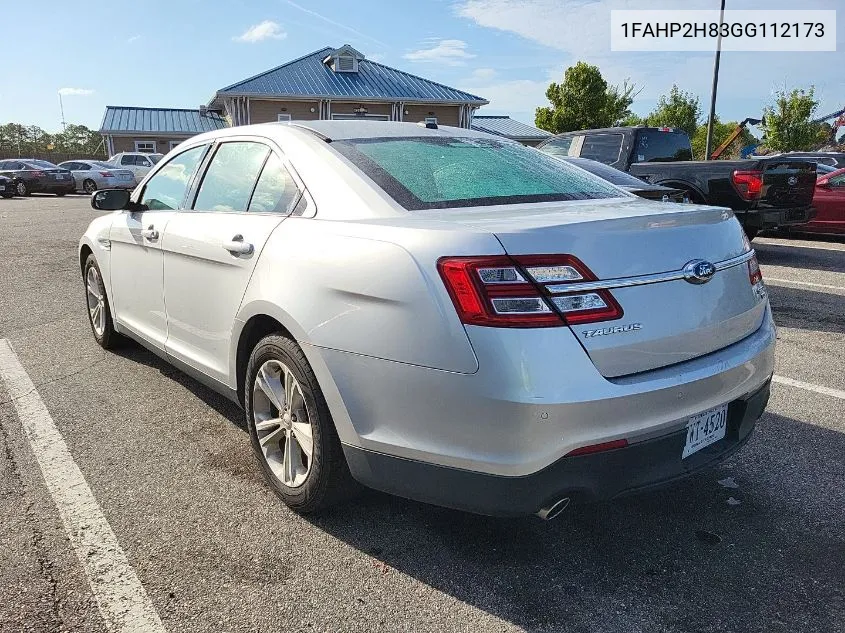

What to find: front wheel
left=83, top=255, right=120, bottom=349
left=55, top=192, right=67, bottom=197
left=245, top=335, right=354, bottom=513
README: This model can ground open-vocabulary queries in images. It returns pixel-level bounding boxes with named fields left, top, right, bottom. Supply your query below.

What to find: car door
left=62, top=162, right=83, bottom=190
left=108, top=144, right=209, bottom=350
left=134, top=154, right=154, bottom=181
left=118, top=155, right=141, bottom=183
left=810, top=172, right=845, bottom=233
left=162, top=138, right=304, bottom=384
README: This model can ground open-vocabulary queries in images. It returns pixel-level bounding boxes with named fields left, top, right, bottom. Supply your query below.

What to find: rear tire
left=1, top=193, right=12, bottom=199
left=83, top=255, right=120, bottom=349
left=83, top=179, right=97, bottom=194
left=56, top=192, right=66, bottom=197
left=245, top=334, right=354, bottom=514
left=16, top=181, right=28, bottom=196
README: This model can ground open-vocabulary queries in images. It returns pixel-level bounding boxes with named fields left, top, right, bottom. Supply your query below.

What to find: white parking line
left=773, top=375, right=845, bottom=400
left=765, top=278, right=845, bottom=291
left=756, top=241, right=845, bottom=253
left=0, top=340, right=166, bottom=633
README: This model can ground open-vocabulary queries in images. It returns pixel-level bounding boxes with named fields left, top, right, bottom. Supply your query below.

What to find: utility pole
left=704, top=0, right=726, bottom=160
left=58, top=92, right=67, bottom=131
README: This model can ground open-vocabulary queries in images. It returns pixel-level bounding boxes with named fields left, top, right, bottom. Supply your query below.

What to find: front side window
left=193, top=142, right=269, bottom=212
left=140, top=145, right=208, bottom=211
left=137, top=157, right=152, bottom=167
left=248, top=153, right=301, bottom=214
left=829, top=174, right=845, bottom=187
left=579, top=134, right=623, bottom=164
left=331, top=136, right=623, bottom=211
left=121, top=155, right=135, bottom=166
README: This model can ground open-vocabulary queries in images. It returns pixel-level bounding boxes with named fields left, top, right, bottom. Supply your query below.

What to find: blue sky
left=2, top=0, right=843, bottom=134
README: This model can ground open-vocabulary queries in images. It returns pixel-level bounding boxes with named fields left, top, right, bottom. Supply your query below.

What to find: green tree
left=645, top=85, right=701, bottom=138
left=535, top=62, right=637, bottom=133
left=691, top=117, right=758, bottom=160
left=53, top=124, right=104, bottom=154
left=761, top=87, right=822, bottom=152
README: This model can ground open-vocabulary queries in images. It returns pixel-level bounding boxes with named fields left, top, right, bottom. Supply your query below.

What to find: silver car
left=107, top=152, right=164, bottom=186
left=79, top=121, right=775, bottom=519
left=58, top=160, right=136, bottom=193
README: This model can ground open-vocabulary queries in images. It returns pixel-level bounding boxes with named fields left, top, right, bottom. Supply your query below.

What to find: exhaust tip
left=536, top=497, right=570, bottom=521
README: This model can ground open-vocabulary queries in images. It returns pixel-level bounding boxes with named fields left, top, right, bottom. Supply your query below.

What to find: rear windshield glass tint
left=331, top=136, right=624, bottom=210
left=28, top=160, right=59, bottom=168
left=632, top=130, right=692, bottom=163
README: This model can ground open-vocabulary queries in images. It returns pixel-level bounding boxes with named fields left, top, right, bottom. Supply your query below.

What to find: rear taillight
left=99, top=171, right=114, bottom=177
left=31, top=170, right=46, bottom=178
left=731, top=170, right=763, bottom=200
left=437, top=255, right=623, bottom=328
left=747, top=253, right=763, bottom=285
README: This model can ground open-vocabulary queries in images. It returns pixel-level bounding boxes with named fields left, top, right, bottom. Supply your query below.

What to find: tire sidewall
left=245, top=336, right=334, bottom=511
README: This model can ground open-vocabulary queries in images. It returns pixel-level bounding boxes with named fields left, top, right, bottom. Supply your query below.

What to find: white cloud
left=404, top=39, right=475, bottom=66
left=126, top=35, right=141, bottom=43
left=58, top=88, right=94, bottom=96
left=234, top=20, right=286, bottom=43
left=368, top=53, right=385, bottom=63
left=471, top=68, right=497, bottom=81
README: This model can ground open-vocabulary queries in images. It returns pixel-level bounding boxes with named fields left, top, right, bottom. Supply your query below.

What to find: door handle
left=140, top=226, right=159, bottom=241
left=222, top=234, right=254, bottom=255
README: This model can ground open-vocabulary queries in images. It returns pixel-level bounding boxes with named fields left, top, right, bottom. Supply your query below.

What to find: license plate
left=0, top=185, right=4, bottom=191
left=682, top=403, right=728, bottom=459
left=120, top=174, right=132, bottom=180
left=55, top=174, right=66, bottom=179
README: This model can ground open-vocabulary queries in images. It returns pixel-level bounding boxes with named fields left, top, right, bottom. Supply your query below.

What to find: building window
left=135, top=141, right=157, bottom=153
left=331, top=114, right=390, bottom=121
left=169, top=140, right=182, bottom=151
left=277, top=113, right=292, bottom=122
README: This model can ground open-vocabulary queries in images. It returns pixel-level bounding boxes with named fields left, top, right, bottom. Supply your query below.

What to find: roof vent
left=337, top=56, right=355, bottom=72
left=324, top=44, right=364, bottom=73
left=199, top=104, right=207, bottom=115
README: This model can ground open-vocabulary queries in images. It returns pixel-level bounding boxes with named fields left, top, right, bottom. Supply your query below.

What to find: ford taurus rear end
left=300, top=126, right=776, bottom=517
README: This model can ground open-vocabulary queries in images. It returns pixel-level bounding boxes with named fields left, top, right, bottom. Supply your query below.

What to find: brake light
left=731, top=170, right=763, bottom=200
left=99, top=171, right=114, bottom=177
left=747, top=253, right=763, bottom=285
left=30, top=170, right=46, bottom=178
left=565, top=438, right=629, bottom=457
left=437, top=255, right=623, bottom=328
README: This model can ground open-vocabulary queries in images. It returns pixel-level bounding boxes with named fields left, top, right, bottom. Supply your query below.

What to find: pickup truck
left=537, top=126, right=817, bottom=239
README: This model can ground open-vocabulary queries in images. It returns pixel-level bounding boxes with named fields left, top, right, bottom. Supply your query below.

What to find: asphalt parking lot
left=0, top=195, right=843, bottom=633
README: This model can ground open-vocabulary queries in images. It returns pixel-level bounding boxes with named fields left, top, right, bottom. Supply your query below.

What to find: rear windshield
left=632, top=130, right=692, bottom=163
left=331, top=136, right=624, bottom=210
left=27, top=159, right=59, bottom=168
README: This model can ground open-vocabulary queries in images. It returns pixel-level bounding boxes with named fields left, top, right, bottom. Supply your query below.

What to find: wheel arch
left=232, top=301, right=358, bottom=445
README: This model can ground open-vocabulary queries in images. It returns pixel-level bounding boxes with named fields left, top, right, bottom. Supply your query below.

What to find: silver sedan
left=58, top=160, right=136, bottom=193
left=79, top=121, right=775, bottom=519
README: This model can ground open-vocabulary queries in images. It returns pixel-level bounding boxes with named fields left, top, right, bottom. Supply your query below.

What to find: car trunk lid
left=433, top=198, right=768, bottom=377
left=758, top=159, right=817, bottom=209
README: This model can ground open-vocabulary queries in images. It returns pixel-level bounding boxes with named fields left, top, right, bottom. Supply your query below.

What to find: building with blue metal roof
left=470, top=115, right=552, bottom=146
left=210, top=45, right=487, bottom=129
left=100, top=45, right=489, bottom=156
left=100, top=106, right=228, bottom=156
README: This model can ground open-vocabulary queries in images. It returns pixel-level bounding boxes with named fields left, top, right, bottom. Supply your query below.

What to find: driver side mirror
left=91, top=188, right=132, bottom=211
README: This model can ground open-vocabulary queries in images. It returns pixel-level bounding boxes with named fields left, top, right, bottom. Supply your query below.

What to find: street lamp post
left=704, top=0, right=727, bottom=160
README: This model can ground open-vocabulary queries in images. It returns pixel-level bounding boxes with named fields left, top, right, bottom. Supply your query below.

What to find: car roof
left=287, top=120, right=495, bottom=141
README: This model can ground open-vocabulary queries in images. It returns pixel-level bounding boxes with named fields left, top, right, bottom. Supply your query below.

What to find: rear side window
left=540, top=136, right=575, bottom=157
left=193, top=142, right=269, bottom=212
left=331, top=136, right=622, bottom=211
left=632, top=130, right=693, bottom=163
left=248, top=152, right=301, bottom=214
left=140, top=145, right=208, bottom=211
left=579, top=134, right=623, bottom=164
left=120, top=155, right=135, bottom=166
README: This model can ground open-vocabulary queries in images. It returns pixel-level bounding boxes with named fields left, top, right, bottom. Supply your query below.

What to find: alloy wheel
left=252, top=359, right=314, bottom=488
left=86, top=266, right=106, bottom=337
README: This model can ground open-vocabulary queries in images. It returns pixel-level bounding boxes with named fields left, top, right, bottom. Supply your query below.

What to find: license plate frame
left=682, top=403, right=728, bottom=459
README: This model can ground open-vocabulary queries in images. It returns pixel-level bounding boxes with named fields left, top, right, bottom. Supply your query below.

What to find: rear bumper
left=740, top=205, right=816, bottom=230
left=343, top=379, right=769, bottom=516
left=30, top=180, right=75, bottom=194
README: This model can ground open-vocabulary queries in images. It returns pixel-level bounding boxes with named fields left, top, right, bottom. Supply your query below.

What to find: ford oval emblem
left=683, top=260, right=716, bottom=284
left=787, top=175, right=798, bottom=186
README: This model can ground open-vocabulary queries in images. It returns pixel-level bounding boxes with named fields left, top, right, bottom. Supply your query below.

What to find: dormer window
left=324, top=44, right=364, bottom=73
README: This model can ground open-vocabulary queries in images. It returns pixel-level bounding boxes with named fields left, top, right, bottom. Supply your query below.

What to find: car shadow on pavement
left=755, top=242, right=845, bottom=273
left=111, top=343, right=247, bottom=431
left=306, top=412, right=845, bottom=632
left=767, top=284, right=845, bottom=334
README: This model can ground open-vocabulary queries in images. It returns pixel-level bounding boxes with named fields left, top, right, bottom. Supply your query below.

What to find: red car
left=800, top=167, right=845, bottom=235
